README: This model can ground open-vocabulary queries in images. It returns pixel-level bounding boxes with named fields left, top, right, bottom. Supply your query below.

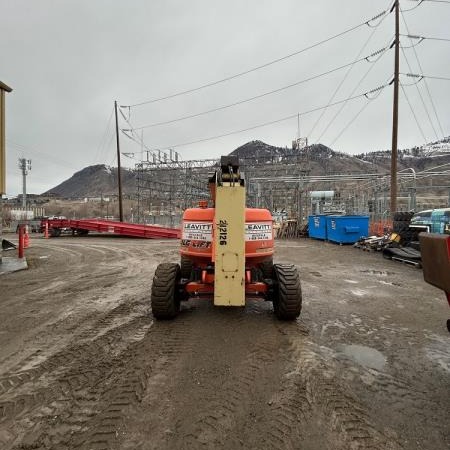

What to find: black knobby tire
left=272, top=264, right=302, bottom=321
left=151, top=263, right=181, bottom=320
left=259, top=257, right=274, bottom=279
left=180, top=255, right=194, bottom=279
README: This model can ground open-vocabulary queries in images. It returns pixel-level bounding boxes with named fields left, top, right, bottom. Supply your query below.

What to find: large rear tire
left=273, top=264, right=302, bottom=321
left=259, top=257, right=274, bottom=279
left=180, top=255, right=194, bottom=279
left=151, top=263, right=181, bottom=320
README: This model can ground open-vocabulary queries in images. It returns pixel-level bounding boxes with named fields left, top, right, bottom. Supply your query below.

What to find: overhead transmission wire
left=401, top=0, right=425, bottom=11
left=405, top=0, right=450, bottom=4
left=329, top=74, right=392, bottom=148
left=119, top=107, right=181, bottom=163
left=401, top=83, right=428, bottom=143
left=400, top=44, right=439, bottom=140
left=6, top=140, right=78, bottom=170
left=401, top=10, right=445, bottom=138
left=123, top=84, right=388, bottom=152
left=314, top=36, right=393, bottom=145
left=329, top=99, right=377, bottom=149
left=308, top=0, right=392, bottom=141
left=102, top=129, right=117, bottom=166
left=408, top=74, right=450, bottom=81
left=121, top=7, right=391, bottom=109
left=402, top=34, right=450, bottom=43
left=93, top=106, right=115, bottom=163
left=128, top=49, right=387, bottom=131
left=119, top=108, right=153, bottom=157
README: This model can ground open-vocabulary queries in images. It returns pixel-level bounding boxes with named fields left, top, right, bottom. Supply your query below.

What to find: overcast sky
left=1, top=0, right=449, bottom=196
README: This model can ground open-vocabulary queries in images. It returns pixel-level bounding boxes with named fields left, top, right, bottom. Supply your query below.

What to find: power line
left=400, top=83, right=428, bottom=143
left=6, top=140, right=78, bottom=170
left=406, top=0, right=450, bottom=3
left=400, top=75, right=424, bottom=86
left=422, top=74, right=450, bottom=81
left=314, top=39, right=393, bottom=144
left=402, top=73, right=450, bottom=81
left=401, top=10, right=445, bottom=139
left=402, top=34, right=450, bottom=42
left=424, top=36, right=450, bottom=42
left=308, top=2, right=391, bottom=140
left=121, top=8, right=391, bottom=108
left=100, top=130, right=117, bottom=165
left=93, top=107, right=115, bottom=163
left=329, top=74, right=390, bottom=147
left=401, top=0, right=425, bottom=11
left=127, top=84, right=388, bottom=151
left=128, top=50, right=387, bottom=131
left=119, top=107, right=181, bottom=163
left=400, top=46, right=439, bottom=140
left=330, top=99, right=374, bottom=148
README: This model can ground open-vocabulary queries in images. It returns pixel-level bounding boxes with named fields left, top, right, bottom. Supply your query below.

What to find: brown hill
left=44, top=141, right=450, bottom=198
left=44, top=165, right=136, bottom=198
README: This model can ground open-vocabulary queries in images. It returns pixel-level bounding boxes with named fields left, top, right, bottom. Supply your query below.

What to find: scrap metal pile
left=354, top=211, right=422, bottom=267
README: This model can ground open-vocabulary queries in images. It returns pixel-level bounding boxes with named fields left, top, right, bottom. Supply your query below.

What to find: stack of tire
left=392, top=211, right=419, bottom=246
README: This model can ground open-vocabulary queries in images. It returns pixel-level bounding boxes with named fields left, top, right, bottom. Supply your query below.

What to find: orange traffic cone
left=24, top=226, right=30, bottom=248
left=44, top=222, right=49, bottom=239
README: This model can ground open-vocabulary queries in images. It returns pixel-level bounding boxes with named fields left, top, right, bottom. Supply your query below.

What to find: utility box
left=326, top=215, right=369, bottom=244
left=308, top=215, right=328, bottom=240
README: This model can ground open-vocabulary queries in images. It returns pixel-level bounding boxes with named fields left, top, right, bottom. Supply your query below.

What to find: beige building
left=1, top=81, right=13, bottom=264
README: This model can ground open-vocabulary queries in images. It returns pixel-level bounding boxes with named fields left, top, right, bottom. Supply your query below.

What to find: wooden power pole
left=390, top=0, right=400, bottom=216
left=114, top=100, right=124, bottom=222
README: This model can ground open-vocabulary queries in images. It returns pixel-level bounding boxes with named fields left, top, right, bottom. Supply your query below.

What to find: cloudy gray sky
left=1, top=0, right=449, bottom=195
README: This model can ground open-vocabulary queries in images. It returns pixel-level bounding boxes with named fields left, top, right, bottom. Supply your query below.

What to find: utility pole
left=18, top=158, right=31, bottom=209
left=390, top=0, right=400, bottom=216
left=114, top=100, right=124, bottom=222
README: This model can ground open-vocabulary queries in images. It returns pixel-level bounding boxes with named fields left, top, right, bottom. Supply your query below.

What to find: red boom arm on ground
left=43, top=219, right=180, bottom=239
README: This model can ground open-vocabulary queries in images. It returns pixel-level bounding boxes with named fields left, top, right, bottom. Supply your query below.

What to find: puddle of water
left=339, top=344, right=386, bottom=370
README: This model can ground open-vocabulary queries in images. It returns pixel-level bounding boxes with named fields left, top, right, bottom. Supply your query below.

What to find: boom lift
left=150, top=155, right=302, bottom=320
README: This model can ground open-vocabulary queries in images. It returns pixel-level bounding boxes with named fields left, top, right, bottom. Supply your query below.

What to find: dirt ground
left=0, top=235, right=449, bottom=450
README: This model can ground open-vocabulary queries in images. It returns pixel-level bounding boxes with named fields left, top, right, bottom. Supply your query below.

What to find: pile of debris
left=275, top=220, right=308, bottom=239
left=353, top=234, right=393, bottom=252
left=354, top=212, right=422, bottom=268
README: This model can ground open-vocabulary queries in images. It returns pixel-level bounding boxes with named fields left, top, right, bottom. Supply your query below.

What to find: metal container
left=326, top=215, right=369, bottom=244
left=308, top=215, right=328, bottom=240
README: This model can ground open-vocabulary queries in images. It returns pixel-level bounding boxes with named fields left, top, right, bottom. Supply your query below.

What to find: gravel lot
left=0, top=235, right=449, bottom=450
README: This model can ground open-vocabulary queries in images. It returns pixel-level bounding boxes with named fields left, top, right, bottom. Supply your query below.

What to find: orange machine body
left=180, top=206, right=274, bottom=297
left=180, top=206, right=274, bottom=268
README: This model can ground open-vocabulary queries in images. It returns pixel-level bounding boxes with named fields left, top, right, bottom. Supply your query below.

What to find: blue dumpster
left=308, top=215, right=328, bottom=240
left=326, top=215, right=369, bottom=244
